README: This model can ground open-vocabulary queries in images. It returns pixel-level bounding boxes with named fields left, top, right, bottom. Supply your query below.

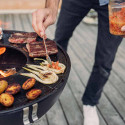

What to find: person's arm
left=32, top=0, right=60, bottom=37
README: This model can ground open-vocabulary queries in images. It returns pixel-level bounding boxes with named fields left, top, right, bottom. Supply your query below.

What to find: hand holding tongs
left=43, top=35, right=52, bottom=66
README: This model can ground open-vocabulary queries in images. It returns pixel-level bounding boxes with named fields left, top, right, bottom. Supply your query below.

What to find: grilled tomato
left=5, top=83, right=21, bottom=95
left=0, top=93, right=14, bottom=107
left=0, top=80, right=8, bottom=94
left=22, top=78, right=36, bottom=90
left=26, top=89, right=42, bottom=100
left=41, top=60, right=66, bottom=74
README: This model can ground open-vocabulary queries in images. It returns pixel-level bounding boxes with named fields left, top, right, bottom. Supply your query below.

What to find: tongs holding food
left=43, top=36, right=52, bottom=66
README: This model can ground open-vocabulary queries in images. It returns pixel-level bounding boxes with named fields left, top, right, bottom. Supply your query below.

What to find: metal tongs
left=43, top=36, right=52, bottom=66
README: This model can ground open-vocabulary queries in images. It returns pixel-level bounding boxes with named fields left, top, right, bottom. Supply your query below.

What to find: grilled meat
left=26, top=41, right=58, bottom=57
left=8, top=32, right=37, bottom=43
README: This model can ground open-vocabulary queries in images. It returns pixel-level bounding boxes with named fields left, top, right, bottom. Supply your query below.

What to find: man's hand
left=32, top=0, right=60, bottom=37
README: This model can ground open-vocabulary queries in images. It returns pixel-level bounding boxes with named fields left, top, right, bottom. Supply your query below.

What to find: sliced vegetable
left=34, top=58, right=46, bottom=61
left=26, top=64, right=47, bottom=71
left=22, top=67, right=58, bottom=84
left=0, top=47, right=6, bottom=55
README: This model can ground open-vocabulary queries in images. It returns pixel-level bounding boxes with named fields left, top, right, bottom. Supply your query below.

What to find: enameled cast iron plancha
left=0, top=30, right=71, bottom=125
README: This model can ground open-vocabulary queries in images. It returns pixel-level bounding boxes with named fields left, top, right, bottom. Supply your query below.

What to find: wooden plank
left=0, top=14, right=5, bottom=29
left=13, top=14, right=23, bottom=31
left=33, top=115, right=48, bottom=125
left=46, top=101, right=68, bottom=125
left=59, top=84, right=83, bottom=125
left=4, top=14, right=14, bottom=30
left=20, top=14, right=33, bottom=32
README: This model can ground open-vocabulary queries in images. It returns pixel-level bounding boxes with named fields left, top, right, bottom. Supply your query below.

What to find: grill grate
left=0, top=30, right=70, bottom=114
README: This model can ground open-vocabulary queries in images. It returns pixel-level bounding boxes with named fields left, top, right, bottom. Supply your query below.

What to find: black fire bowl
left=0, top=30, right=71, bottom=125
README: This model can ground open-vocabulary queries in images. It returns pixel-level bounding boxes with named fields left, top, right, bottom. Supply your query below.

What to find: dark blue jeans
left=55, top=0, right=123, bottom=106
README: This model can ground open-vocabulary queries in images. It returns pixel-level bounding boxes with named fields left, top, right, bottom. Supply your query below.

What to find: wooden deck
left=0, top=13, right=125, bottom=125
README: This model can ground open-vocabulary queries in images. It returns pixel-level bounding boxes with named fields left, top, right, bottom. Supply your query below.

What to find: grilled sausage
left=0, top=80, right=8, bottom=94
left=26, top=89, right=42, bottom=100
left=5, top=83, right=21, bottom=95
left=0, top=93, right=14, bottom=107
left=22, top=78, right=36, bottom=90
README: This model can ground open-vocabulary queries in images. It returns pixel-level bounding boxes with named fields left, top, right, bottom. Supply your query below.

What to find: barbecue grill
left=0, top=30, right=71, bottom=125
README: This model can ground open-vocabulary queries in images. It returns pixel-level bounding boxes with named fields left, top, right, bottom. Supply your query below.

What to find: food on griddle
left=0, top=80, right=8, bottom=94
left=8, top=32, right=37, bottom=43
left=21, top=66, right=58, bottom=84
left=5, top=83, right=21, bottom=95
left=0, top=47, right=6, bottom=55
left=34, top=58, right=66, bottom=74
left=0, top=93, right=14, bottom=107
left=26, top=41, right=58, bottom=57
left=0, top=68, right=17, bottom=78
left=22, top=78, right=36, bottom=90
left=26, top=89, right=42, bottom=100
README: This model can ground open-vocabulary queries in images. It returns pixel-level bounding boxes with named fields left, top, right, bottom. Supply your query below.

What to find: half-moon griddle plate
left=0, top=30, right=70, bottom=115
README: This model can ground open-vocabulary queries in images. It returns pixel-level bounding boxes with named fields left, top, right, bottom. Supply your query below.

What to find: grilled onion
left=22, top=67, right=58, bottom=84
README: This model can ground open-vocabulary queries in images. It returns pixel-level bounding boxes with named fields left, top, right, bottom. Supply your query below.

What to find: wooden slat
left=4, top=14, right=14, bottom=30
left=46, top=101, right=68, bottom=125
left=33, top=115, right=48, bottom=125
left=0, top=14, right=5, bottom=29
left=13, top=14, right=23, bottom=31
left=20, top=14, right=33, bottom=32
left=59, top=84, right=83, bottom=125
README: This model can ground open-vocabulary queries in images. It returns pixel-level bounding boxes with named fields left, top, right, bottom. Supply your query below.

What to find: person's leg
left=55, top=0, right=92, bottom=51
left=82, top=3, right=123, bottom=106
